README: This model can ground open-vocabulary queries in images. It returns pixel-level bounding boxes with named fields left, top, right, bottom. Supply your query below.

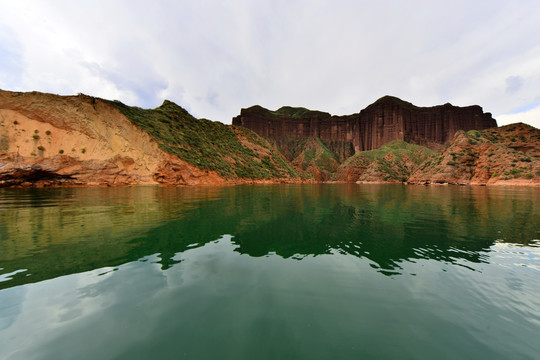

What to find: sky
left=1, top=0, right=539, bottom=128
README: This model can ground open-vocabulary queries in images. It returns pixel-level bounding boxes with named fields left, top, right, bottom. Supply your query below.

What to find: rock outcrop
left=232, top=96, right=497, bottom=152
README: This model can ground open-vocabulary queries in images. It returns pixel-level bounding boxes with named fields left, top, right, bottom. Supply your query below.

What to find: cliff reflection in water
left=1, top=184, right=538, bottom=289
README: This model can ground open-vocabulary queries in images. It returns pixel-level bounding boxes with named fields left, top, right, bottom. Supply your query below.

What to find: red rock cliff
left=232, top=96, right=497, bottom=152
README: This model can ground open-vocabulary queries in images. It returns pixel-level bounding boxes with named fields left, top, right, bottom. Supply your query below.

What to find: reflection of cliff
left=0, top=187, right=223, bottom=288
left=232, top=96, right=497, bottom=152
left=229, top=185, right=540, bottom=273
left=1, top=185, right=538, bottom=289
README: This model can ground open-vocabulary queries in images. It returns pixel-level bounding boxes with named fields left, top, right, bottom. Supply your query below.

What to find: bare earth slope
left=0, top=90, right=298, bottom=187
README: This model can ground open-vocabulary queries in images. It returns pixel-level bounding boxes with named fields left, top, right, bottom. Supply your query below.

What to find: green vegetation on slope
left=107, top=99, right=298, bottom=179
left=338, top=140, right=435, bottom=182
left=271, top=136, right=340, bottom=180
left=297, top=137, right=340, bottom=175
left=273, top=106, right=329, bottom=118
left=243, top=105, right=330, bottom=119
left=349, top=140, right=434, bottom=163
left=410, top=125, right=540, bottom=183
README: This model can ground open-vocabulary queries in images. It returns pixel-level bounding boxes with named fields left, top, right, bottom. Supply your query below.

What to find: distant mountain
left=0, top=89, right=538, bottom=187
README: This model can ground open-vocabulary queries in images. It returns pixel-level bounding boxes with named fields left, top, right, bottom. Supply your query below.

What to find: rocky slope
left=271, top=136, right=340, bottom=181
left=335, top=141, right=435, bottom=183
left=408, top=123, right=540, bottom=186
left=232, top=96, right=497, bottom=152
left=0, top=90, right=299, bottom=187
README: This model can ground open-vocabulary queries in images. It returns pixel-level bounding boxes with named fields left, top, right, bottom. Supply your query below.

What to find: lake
left=0, top=184, right=539, bottom=359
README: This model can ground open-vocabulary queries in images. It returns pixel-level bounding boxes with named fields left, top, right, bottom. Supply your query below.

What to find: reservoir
left=1, top=184, right=539, bottom=359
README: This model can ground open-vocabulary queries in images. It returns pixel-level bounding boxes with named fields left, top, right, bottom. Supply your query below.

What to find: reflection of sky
left=0, top=257, right=169, bottom=359
left=489, top=240, right=540, bottom=273
left=1, top=235, right=540, bottom=359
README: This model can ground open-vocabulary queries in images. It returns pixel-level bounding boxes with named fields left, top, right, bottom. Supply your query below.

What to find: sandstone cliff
left=232, top=96, right=497, bottom=152
left=0, top=90, right=299, bottom=187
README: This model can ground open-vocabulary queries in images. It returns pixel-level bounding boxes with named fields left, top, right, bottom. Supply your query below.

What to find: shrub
left=81, top=148, right=86, bottom=154
left=59, top=149, right=64, bottom=154
left=45, top=130, right=51, bottom=135
left=32, top=134, right=40, bottom=140
left=37, top=145, right=45, bottom=151
left=13, top=120, right=18, bottom=125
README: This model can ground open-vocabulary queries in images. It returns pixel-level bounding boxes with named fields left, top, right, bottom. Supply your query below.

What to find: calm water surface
left=0, top=184, right=539, bottom=359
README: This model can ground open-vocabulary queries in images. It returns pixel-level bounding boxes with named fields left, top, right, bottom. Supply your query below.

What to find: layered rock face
left=232, top=96, right=497, bottom=152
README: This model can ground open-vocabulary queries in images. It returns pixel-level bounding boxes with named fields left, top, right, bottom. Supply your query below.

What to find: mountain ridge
left=0, top=89, right=538, bottom=187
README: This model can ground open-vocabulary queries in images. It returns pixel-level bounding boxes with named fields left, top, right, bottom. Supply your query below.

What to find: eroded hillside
left=408, top=124, right=540, bottom=186
left=335, top=141, right=435, bottom=183
left=0, top=90, right=299, bottom=187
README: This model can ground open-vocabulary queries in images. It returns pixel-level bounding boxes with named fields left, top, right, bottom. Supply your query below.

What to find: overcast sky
left=1, top=1, right=539, bottom=127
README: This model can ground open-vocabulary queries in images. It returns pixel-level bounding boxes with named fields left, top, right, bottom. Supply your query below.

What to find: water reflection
left=0, top=184, right=538, bottom=289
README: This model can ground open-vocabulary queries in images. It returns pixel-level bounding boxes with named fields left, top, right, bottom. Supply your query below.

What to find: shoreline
left=1, top=178, right=539, bottom=188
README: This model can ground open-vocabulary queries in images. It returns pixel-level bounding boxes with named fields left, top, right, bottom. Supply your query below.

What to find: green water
left=0, top=184, right=539, bottom=359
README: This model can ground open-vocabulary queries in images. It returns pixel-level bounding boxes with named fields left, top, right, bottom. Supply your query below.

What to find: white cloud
left=497, top=105, right=540, bottom=129
left=0, top=0, right=539, bottom=127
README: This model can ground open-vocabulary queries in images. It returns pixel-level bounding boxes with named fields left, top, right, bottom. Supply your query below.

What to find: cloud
left=497, top=105, right=540, bottom=129
left=505, top=76, right=524, bottom=94
left=1, top=0, right=540, bottom=126
left=0, top=25, right=24, bottom=89
left=81, top=60, right=169, bottom=109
